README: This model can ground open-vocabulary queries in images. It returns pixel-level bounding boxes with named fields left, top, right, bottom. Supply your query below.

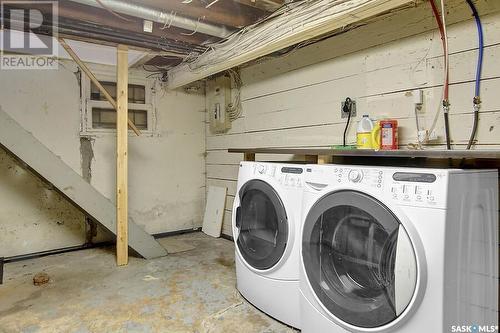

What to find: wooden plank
left=207, top=112, right=500, bottom=150
left=228, top=148, right=500, bottom=160
left=58, top=38, right=141, bottom=136
left=116, top=44, right=129, bottom=266
left=240, top=79, right=500, bottom=134
left=240, top=43, right=500, bottom=116
left=207, top=164, right=240, bottom=181
left=240, top=0, right=500, bottom=98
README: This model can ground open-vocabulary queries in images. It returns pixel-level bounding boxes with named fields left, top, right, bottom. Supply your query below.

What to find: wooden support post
left=305, top=155, right=318, bottom=163
left=244, top=153, right=256, bottom=161
left=317, top=155, right=331, bottom=164
left=116, top=45, right=129, bottom=266
left=0, top=257, right=4, bottom=285
left=58, top=38, right=141, bottom=136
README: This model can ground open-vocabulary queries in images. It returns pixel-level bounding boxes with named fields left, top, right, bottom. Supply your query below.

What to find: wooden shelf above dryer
left=228, top=148, right=500, bottom=168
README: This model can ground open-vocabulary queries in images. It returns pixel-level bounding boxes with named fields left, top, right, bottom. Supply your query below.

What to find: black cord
left=467, top=107, right=479, bottom=149
left=343, top=97, right=353, bottom=147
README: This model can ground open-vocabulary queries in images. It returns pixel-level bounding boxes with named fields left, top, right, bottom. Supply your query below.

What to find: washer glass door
left=236, top=179, right=288, bottom=270
left=302, top=190, right=417, bottom=328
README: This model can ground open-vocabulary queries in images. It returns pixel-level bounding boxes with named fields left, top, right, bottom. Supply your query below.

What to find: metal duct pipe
left=68, top=0, right=235, bottom=39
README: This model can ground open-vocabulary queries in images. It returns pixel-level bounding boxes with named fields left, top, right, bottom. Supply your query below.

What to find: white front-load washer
left=300, top=164, right=498, bottom=333
left=232, top=161, right=304, bottom=329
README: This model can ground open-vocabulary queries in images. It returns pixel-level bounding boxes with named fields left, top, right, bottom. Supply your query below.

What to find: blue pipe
left=466, top=0, right=484, bottom=97
left=465, top=0, right=484, bottom=149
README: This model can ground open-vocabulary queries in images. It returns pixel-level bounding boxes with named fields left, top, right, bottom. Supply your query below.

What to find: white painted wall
left=205, top=0, right=500, bottom=236
left=0, top=60, right=206, bottom=257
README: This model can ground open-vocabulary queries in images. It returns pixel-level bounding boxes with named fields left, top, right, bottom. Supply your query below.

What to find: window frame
left=80, top=69, right=156, bottom=136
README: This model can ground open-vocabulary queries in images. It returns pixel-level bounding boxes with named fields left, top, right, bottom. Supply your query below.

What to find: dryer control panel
left=253, top=163, right=304, bottom=188
left=332, top=167, right=384, bottom=189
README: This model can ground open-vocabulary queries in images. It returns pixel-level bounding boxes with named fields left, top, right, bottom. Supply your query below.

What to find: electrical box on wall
left=207, top=76, right=232, bottom=134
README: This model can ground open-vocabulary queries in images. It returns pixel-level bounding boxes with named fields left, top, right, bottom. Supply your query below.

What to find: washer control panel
left=388, top=171, right=445, bottom=207
left=305, top=165, right=447, bottom=208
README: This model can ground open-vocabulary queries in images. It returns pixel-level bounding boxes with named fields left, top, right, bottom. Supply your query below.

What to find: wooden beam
left=127, top=0, right=268, bottom=28
left=244, top=153, right=256, bottom=161
left=58, top=38, right=141, bottom=136
left=130, top=51, right=187, bottom=69
left=116, top=44, right=129, bottom=266
left=234, top=0, right=284, bottom=12
left=57, top=2, right=209, bottom=45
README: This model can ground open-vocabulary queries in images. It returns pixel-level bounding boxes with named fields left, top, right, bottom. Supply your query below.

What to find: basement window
left=92, top=108, right=148, bottom=130
left=90, top=81, right=146, bottom=104
left=81, top=73, right=155, bottom=135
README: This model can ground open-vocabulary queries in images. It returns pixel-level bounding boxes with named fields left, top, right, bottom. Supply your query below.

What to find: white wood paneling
left=206, top=0, right=500, bottom=236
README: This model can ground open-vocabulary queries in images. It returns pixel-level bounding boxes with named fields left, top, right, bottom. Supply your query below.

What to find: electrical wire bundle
left=226, top=69, right=243, bottom=121
left=179, top=0, right=378, bottom=73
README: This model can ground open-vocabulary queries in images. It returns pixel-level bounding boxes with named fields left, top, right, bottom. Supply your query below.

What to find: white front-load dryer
left=232, top=161, right=304, bottom=329
left=300, top=164, right=498, bottom=333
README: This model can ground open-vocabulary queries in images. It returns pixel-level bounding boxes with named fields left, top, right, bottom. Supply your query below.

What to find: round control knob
left=257, top=164, right=266, bottom=174
left=348, top=169, right=363, bottom=183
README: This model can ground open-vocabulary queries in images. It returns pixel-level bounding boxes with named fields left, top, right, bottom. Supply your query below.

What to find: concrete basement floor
left=0, top=233, right=297, bottom=333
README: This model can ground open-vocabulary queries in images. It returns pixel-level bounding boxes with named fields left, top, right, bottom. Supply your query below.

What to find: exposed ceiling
left=17, top=0, right=287, bottom=69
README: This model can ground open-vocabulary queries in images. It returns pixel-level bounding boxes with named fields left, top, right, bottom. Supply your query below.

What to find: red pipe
left=429, top=0, right=449, bottom=101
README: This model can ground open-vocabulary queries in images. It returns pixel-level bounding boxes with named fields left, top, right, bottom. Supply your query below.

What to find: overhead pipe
left=68, top=0, right=235, bottom=39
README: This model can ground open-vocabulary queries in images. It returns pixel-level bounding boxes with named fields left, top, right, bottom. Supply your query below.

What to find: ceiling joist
left=67, top=0, right=236, bottom=38
left=234, top=0, right=285, bottom=13
left=127, top=0, right=271, bottom=28
left=58, top=2, right=210, bottom=46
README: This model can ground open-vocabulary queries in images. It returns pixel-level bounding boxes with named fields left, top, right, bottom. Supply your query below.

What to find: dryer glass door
left=236, top=179, right=288, bottom=270
left=302, top=190, right=417, bottom=328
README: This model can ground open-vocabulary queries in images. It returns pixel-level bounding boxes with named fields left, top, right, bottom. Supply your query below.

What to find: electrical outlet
left=418, top=130, right=439, bottom=142
left=143, top=20, right=153, bottom=33
left=427, top=130, right=439, bottom=141
left=341, top=100, right=356, bottom=119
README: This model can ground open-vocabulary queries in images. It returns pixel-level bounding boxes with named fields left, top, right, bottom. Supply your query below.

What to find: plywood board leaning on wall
left=202, top=186, right=227, bottom=238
